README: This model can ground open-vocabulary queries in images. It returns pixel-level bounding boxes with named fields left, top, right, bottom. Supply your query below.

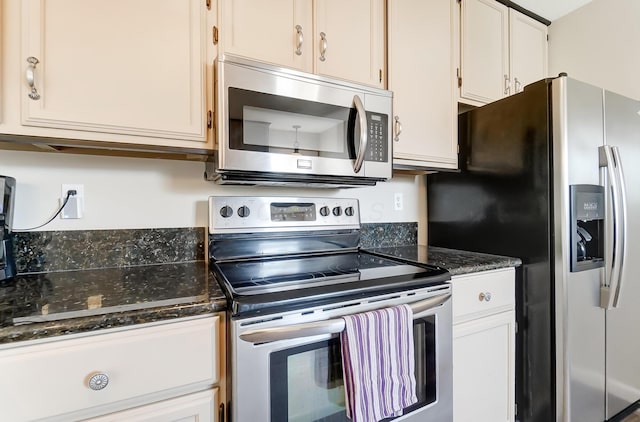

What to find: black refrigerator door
left=427, top=79, right=555, bottom=422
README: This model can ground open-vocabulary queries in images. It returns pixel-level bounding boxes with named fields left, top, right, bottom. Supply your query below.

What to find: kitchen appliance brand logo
left=583, top=202, right=599, bottom=211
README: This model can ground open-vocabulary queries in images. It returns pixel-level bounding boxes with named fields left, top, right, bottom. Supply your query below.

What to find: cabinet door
left=509, top=9, right=548, bottom=94
left=85, top=389, right=218, bottom=422
left=453, top=311, right=515, bottom=422
left=219, top=0, right=312, bottom=72
left=21, top=0, right=208, bottom=143
left=388, top=0, right=458, bottom=170
left=314, top=0, right=385, bottom=88
left=460, top=0, right=509, bottom=104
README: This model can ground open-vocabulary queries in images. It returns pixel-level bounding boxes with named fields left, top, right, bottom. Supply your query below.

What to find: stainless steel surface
left=352, top=94, right=368, bottom=174
left=231, top=285, right=453, bottom=422
left=208, top=196, right=360, bottom=236
left=553, top=77, right=607, bottom=422
left=209, top=54, right=393, bottom=187
left=611, top=146, right=628, bottom=308
left=25, top=57, right=40, bottom=100
left=319, top=31, right=327, bottom=61
left=295, top=25, right=303, bottom=55
left=238, top=292, right=451, bottom=344
left=604, top=89, right=640, bottom=420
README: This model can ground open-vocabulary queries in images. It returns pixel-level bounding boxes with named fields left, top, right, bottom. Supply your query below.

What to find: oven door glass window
left=228, top=88, right=358, bottom=159
left=270, top=316, right=436, bottom=421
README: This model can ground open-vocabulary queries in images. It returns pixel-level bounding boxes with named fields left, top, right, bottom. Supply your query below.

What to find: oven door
left=230, top=288, right=452, bottom=422
left=215, top=55, right=392, bottom=181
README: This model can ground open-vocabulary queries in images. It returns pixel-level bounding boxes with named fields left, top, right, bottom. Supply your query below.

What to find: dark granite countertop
left=0, top=261, right=226, bottom=345
left=367, top=246, right=521, bottom=276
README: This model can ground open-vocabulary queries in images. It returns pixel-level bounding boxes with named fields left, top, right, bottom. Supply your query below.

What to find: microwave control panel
left=365, top=112, right=388, bottom=163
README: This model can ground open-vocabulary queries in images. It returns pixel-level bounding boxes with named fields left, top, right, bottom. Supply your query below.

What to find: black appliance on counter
left=0, top=176, right=16, bottom=281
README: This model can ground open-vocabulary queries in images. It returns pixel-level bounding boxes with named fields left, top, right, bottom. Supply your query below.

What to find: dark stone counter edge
left=0, top=298, right=228, bottom=345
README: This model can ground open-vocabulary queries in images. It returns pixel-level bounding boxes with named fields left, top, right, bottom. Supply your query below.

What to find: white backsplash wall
left=0, top=150, right=427, bottom=243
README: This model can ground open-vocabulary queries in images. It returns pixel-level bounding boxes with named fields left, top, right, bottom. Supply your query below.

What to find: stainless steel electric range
left=208, top=196, right=453, bottom=422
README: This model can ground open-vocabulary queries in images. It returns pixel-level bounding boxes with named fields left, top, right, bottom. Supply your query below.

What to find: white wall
left=548, top=0, right=640, bottom=100
left=0, top=150, right=427, bottom=242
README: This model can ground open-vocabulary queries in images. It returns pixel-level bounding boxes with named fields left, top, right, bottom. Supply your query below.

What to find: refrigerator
left=427, top=76, right=640, bottom=422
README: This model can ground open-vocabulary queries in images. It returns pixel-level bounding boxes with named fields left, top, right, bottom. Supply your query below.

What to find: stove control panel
left=209, top=196, right=360, bottom=233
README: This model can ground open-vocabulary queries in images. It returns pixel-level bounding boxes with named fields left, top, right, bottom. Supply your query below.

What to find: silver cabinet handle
left=352, top=94, right=368, bottom=174
left=479, top=292, right=492, bottom=302
left=26, top=57, right=41, bottom=100
left=87, top=372, right=109, bottom=391
left=514, top=77, right=522, bottom=93
left=295, top=25, right=303, bottom=56
left=319, top=32, right=327, bottom=62
left=239, top=293, right=451, bottom=344
left=504, top=74, right=510, bottom=95
left=394, top=116, right=402, bottom=142
left=599, top=145, right=627, bottom=309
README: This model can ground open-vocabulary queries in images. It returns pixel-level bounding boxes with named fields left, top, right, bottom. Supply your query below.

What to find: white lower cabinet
left=452, top=268, right=516, bottom=422
left=85, top=388, right=218, bottom=422
left=0, top=315, right=222, bottom=422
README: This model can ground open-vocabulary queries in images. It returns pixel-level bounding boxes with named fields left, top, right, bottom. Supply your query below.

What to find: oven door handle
left=238, top=293, right=451, bottom=344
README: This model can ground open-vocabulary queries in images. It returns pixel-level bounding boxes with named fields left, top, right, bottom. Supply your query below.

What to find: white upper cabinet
left=218, top=0, right=385, bottom=88
left=314, top=0, right=385, bottom=88
left=3, top=0, right=213, bottom=150
left=509, top=8, right=549, bottom=94
left=219, top=0, right=313, bottom=73
left=388, top=0, right=458, bottom=170
left=459, top=0, right=548, bottom=105
left=460, top=0, right=510, bottom=104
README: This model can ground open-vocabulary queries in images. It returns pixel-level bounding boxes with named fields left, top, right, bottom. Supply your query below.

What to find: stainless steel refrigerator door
left=604, top=90, right=640, bottom=420
left=552, top=77, right=606, bottom=422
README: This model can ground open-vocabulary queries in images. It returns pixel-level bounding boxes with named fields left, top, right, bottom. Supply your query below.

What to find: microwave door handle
left=352, top=94, right=368, bottom=174
left=238, top=293, right=451, bottom=344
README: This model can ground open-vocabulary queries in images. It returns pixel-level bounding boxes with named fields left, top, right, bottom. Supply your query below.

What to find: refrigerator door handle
left=599, top=145, right=627, bottom=309
left=611, top=146, right=628, bottom=307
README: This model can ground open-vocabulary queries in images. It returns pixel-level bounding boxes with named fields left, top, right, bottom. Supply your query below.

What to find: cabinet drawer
left=451, top=268, right=515, bottom=322
left=0, top=316, right=219, bottom=421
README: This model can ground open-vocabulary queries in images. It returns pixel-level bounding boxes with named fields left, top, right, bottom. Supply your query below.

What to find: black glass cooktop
left=212, top=251, right=450, bottom=318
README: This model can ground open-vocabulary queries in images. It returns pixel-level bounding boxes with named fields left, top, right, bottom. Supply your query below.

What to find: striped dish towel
left=340, top=304, right=418, bottom=422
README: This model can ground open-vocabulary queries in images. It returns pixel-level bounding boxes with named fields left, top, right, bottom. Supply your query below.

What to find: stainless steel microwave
left=205, top=55, right=393, bottom=187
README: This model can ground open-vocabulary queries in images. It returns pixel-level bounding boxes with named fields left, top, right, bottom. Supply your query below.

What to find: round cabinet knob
left=87, top=372, right=109, bottom=391
left=220, top=206, right=233, bottom=218
left=237, top=205, right=250, bottom=218
left=332, top=206, right=342, bottom=217
left=319, top=206, right=330, bottom=217
left=478, top=292, right=492, bottom=302
left=344, top=206, right=354, bottom=217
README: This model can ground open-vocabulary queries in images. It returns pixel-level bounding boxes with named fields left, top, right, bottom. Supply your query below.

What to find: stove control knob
left=345, top=206, right=354, bottom=217
left=320, top=206, right=330, bottom=217
left=220, top=205, right=233, bottom=218
left=332, top=206, right=342, bottom=217
left=237, top=205, right=250, bottom=218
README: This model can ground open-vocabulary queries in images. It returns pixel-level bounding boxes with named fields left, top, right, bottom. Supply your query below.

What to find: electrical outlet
left=394, top=192, right=404, bottom=211
left=61, top=184, right=84, bottom=219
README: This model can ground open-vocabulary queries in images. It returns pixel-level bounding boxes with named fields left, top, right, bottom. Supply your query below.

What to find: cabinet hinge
left=547, top=34, right=549, bottom=41
left=515, top=321, right=518, bottom=333
left=457, top=144, right=460, bottom=154
left=515, top=402, right=518, bottom=416
left=206, top=0, right=211, bottom=10
left=213, top=25, right=219, bottom=45
left=219, top=403, right=225, bottom=422
left=379, top=69, right=383, bottom=84
left=207, top=110, right=213, bottom=129
left=456, top=68, right=462, bottom=88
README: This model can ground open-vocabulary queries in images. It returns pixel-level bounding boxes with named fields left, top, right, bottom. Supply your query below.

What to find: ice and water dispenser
left=570, top=185, right=605, bottom=272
